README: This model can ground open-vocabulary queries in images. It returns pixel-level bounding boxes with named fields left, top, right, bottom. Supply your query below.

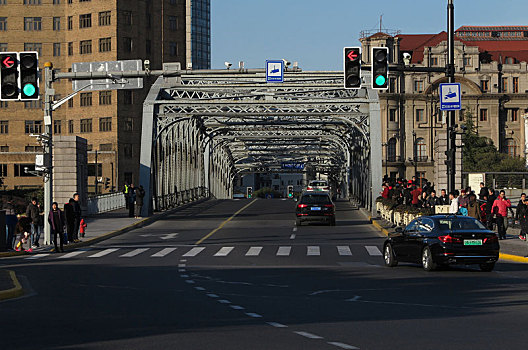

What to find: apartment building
left=0, top=0, right=211, bottom=193
left=360, top=26, right=528, bottom=182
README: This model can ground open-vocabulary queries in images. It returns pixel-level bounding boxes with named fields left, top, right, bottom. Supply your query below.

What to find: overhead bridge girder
left=139, top=70, right=382, bottom=216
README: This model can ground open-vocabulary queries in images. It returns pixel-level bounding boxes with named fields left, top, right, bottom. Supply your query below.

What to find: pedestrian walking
left=25, top=197, right=43, bottom=248
left=135, top=185, right=145, bottom=219
left=73, top=193, right=82, bottom=242
left=479, top=182, right=488, bottom=201
left=467, top=194, right=481, bottom=221
left=492, top=190, right=511, bottom=240
left=64, top=198, right=75, bottom=243
left=517, top=198, right=528, bottom=241
left=48, top=202, right=65, bottom=253
left=3, top=198, right=18, bottom=251
left=128, top=184, right=136, bottom=218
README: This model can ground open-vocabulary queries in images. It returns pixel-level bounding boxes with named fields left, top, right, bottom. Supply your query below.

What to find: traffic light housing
left=18, top=52, right=39, bottom=100
left=343, top=47, right=361, bottom=89
left=372, top=47, right=389, bottom=90
left=246, top=187, right=253, bottom=199
left=0, top=52, right=19, bottom=100
left=287, top=185, right=294, bottom=198
left=104, top=177, right=110, bottom=190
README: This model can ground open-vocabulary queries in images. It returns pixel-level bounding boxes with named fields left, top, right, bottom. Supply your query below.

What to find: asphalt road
left=2, top=198, right=528, bottom=350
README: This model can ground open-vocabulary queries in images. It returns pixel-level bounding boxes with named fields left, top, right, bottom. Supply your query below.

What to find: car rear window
left=436, top=218, right=487, bottom=231
left=301, top=194, right=331, bottom=204
left=310, top=181, right=327, bottom=187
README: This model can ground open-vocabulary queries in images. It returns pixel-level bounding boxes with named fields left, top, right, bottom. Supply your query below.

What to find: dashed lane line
left=294, top=331, right=324, bottom=339
left=290, top=233, right=296, bottom=240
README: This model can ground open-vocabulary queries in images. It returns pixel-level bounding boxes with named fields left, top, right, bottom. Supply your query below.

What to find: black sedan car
left=383, top=215, right=500, bottom=271
left=295, top=192, right=335, bottom=226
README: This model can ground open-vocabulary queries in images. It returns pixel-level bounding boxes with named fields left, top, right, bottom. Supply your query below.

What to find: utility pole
left=43, top=62, right=54, bottom=245
left=447, top=0, right=456, bottom=193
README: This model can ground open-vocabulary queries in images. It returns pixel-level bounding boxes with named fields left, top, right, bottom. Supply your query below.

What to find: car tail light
left=483, top=235, right=498, bottom=244
left=323, top=187, right=329, bottom=191
left=297, top=204, right=308, bottom=208
left=438, top=235, right=462, bottom=243
left=307, top=186, right=313, bottom=190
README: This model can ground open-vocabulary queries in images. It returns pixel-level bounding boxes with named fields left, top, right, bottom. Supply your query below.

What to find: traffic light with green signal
left=287, top=185, right=294, bottom=198
left=0, top=52, right=19, bottom=100
left=18, top=52, right=39, bottom=100
left=247, top=187, right=253, bottom=199
left=372, top=47, right=389, bottom=90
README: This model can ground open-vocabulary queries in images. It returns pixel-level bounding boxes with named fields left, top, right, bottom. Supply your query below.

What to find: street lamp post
left=412, top=131, right=418, bottom=182
left=382, top=142, right=388, bottom=177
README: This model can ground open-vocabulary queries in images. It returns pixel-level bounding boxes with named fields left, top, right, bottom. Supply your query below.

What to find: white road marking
left=25, top=253, right=50, bottom=260
left=151, top=247, right=177, bottom=257
left=290, top=233, right=296, bottom=240
left=178, top=269, right=186, bottom=272
left=230, top=305, right=245, bottom=310
left=245, top=246, right=263, bottom=256
left=294, top=331, right=323, bottom=339
left=119, top=248, right=149, bottom=258
left=206, top=294, right=219, bottom=298
left=161, top=233, right=179, bottom=240
left=307, top=246, right=320, bottom=256
left=59, top=251, right=85, bottom=259
left=139, top=234, right=154, bottom=237
left=180, top=274, right=189, bottom=278
left=180, top=259, right=187, bottom=262
left=337, top=246, right=353, bottom=256
left=185, top=280, right=195, bottom=284
left=214, top=247, right=234, bottom=257
left=183, top=247, right=205, bottom=257
left=346, top=296, right=362, bottom=302
left=88, top=249, right=119, bottom=258
left=292, top=227, right=298, bottom=232
left=178, top=264, right=186, bottom=267
left=328, top=342, right=359, bottom=349
left=246, top=312, right=262, bottom=318
left=365, top=246, right=382, bottom=256
left=194, top=287, right=205, bottom=291
left=218, top=300, right=231, bottom=304
left=267, top=322, right=288, bottom=328
left=277, top=246, right=291, bottom=256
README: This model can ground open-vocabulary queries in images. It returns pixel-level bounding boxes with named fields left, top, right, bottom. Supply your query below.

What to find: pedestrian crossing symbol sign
left=439, top=83, right=461, bottom=111
left=266, top=60, right=284, bottom=83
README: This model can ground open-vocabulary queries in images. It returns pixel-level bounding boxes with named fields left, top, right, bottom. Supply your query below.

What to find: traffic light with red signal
left=0, top=51, right=39, bottom=101
left=343, top=47, right=362, bottom=89
left=0, top=52, right=19, bottom=100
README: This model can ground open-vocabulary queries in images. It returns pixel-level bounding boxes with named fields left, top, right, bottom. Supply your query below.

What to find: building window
left=24, top=0, right=41, bottom=5
left=53, top=43, right=61, bottom=57
left=0, top=164, right=7, bottom=177
left=68, top=120, right=74, bottom=133
left=0, top=146, right=9, bottom=152
left=480, top=80, right=489, bottom=92
left=68, top=16, right=73, bottom=30
left=80, top=118, right=92, bottom=133
left=415, top=109, right=425, bottom=123
left=79, top=14, right=92, bottom=28
left=124, top=172, right=133, bottom=184
left=480, top=109, right=488, bottom=122
left=25, top=145, right=42, bottom=152
left=68, top=98, right=73, bottom=108
left=501, top=77, right=508, bottom=92
left=389, top=109, right=397, bottom=122
left=123, top=37, right=132, bottom=53
left=124, top=117, right=133, bottom=131
left=99, top=11, right=111, bottom=26
left=387, top=138, right=396, bottom=162
left=463, top=57, right=471, bottom=66
left=430, top=57, right=438, bottom=66
left=169, top=16, right=178, bottom=31
left=24, top=17, right=42, bottom=31
left=99, top=37, right=111, bottom=52
left=123, top=90, right=133, bottom=104
left=389, top=77, right=396, bottom=93
left=24, top=100, right=42, bottom=109
left=511, top=109, right=519, bottom=122
left=99, top=143, right=112, bottom=152
left=0, top=43, right=7, bottom=52
left=506, top=139, right=517, bottom=157
left=122, top=11, right=132, bottom=25
left=99, top=91, right=111, bottom=105
left=99, top=117, right=112, bottom=132
left=68, top=42, right=73, bottom=56
left=414, top=80, right=424, bottom=93
left=80, top=40, right=92, bottom=54
left=513, top=77, right=519, bottom=93
left=53, top=17, right=61, bottom=31
left=25, top=120, right=42, bottom=134
left=53, top=0, right=60, bottom=4
left=169, top=42, right=178, bottom=56
left=24, top=43, right=42, bottom=55
left=415, top=138, right=427, bottom=161
left=124, top=144, right=133, bottom=158
left=459, top=108, right=466, bottom=122
left=53, top=120, right=61, bottom=134
left=14, top=164, right=37, bottom=177
left=0, top=120, right=7, bottom=133
left=80, top=92, right=92, bottom=106
left=0, top=17, right=6, bottom=31
left=0, top=101, right=7, bottom=108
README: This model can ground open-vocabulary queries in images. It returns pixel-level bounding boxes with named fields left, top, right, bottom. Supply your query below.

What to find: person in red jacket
left=492, top=190, right=511, bottom=240
left=381, top=183, right=390, bottom=199
left=411, top=186, right=422, bottom=207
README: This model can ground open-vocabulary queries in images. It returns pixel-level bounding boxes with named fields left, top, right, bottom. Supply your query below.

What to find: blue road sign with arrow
left=439, top=83, right=461, bottom=111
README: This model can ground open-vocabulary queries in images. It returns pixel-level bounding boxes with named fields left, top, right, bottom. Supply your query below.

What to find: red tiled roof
left=457, top=25, right=528, bottom=31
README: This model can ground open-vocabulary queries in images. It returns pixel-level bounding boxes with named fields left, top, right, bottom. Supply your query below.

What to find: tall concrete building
left=0, top=0, right=210, bottom=193
left=360, top=26, right=528, bottom=184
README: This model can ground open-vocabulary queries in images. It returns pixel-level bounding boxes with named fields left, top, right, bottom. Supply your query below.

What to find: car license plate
left=464, top=239, right=483, bottom=246
left=311, top=207, right=321, bottom=211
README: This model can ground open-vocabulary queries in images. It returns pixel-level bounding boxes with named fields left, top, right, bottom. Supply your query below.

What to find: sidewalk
left=369, top=215, right=528, bottom=263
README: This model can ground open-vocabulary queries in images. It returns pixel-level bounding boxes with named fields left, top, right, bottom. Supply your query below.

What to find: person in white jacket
left=449, top=191, right=459, bottom=214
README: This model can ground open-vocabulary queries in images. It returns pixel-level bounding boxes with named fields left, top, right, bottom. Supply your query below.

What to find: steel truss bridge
left=138, top=70, right=382, bottom=216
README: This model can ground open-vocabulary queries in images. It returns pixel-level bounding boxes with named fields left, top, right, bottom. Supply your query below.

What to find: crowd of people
left=380, top=176, right=528, bottom=241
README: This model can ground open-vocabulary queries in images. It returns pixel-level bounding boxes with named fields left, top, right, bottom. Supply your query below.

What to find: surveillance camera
left=24, top=167, right=29, bottom=173
left=283, top=59, right=291, bottom=66
left=403, top=52, right=412, bottom=66
left=225, top=61, right=232, bottom=69
left=144, top=60, right=150, bottom=71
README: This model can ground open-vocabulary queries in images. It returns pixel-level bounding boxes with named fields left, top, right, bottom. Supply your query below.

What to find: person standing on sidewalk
left=467, top=193, right=481, bottom=221
left=135, top=185, right=145, bottom=219
left=3, top=198, right=17, bottom=251
left=479, top=182, right=488, bottom=201
left=64, top=199, right=75, bottom=244
left=26, top=197, right=43, bottom=248
left=515, top=193, right=526, bottom=239
left=73, top=193, right=82, bottom=242
left=492, top=190, right=511, bottom=240
left=128, top=184, right=136, bottom=218
left=48, top=202, right=65, bottom=253
left=123, top=182, right=130, bottom=209
left=517, top=198, right=528, bottom=241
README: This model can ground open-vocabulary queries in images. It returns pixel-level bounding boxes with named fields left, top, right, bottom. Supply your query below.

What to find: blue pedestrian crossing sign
left=439, top=83, right=461, bottom=111
left=266, top=60, right=284, bottom=83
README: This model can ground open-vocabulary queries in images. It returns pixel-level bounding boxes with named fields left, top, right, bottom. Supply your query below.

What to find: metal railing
left=154, top=186, right=210, bottom=212
left=86, top=192, right=126, bottom=215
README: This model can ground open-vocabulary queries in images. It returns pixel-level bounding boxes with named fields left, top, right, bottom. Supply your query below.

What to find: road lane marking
left=307, top=246, right=320, bottom=256
left=183, top=247, right=205, bottom=257
left=151, top=247, right=177, bottom=257
left=290, top=233, right=296, bottom=240
left=194, top=287, right=205, bottom=291
left=292, top=227, right=297, bottom=232
left=337, top=246, right=353, bottom=256
left=245, top=247, right=263, bottom=256
left=365, top=246, right=382, bottom=256
left=230, top=305, right=245, bottom=310
left=276, top=246, right=291, bottom=256
left=180, top=274, right=189, bottom=278
left=161, top=233, right=179, bottom=240
left=88, top=249, right=119, bottom=258
left=267, top=322, right=288, bottom=328
left=294, top=331, right=323, bottom=339
left=218, top=300, right=231, bottom=304
left=59, top=251, right=85, bottom=259
left=185, top=280, right=195, bottom=284
left=206, top=294, right=219, bottom=298
left=214, top=247, right=234, bottom=257
left=178, top=263, right=186, bottom=267
left=119, top=248, right=149, bottom=258
left=195, top=199, right=257, bottom=245
left=25, top=253, right=50, bottom=260
left=328, top=342, right=359, bottom=349
left=246, top=312, right=262, bottom=318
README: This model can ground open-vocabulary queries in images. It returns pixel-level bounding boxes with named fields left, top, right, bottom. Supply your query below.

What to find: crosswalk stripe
left=214, top=247, right=234, bottom=257
left=25, top=253, right=50, bottom=260
left=151, top=247, right=177, bottom=257
left=59, top=251, right=85, bottom=259
left=183, top=247, right=205, bottom=257
left=276, top=246, right=291, bottom=256
left=307, top=246, right=320, bottom=256
left=365, top=246, right=382, bottom=256
left=88, top=248, right=119, bottom=258
left=120, top=248, right=149, bottom=258
left=245, top=246, right=263, bottom=256
left=337, top=246, right=353, bottom=256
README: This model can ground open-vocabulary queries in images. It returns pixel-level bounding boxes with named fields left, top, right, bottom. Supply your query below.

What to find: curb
left=0, top=270, right=24, bottom=301
left=368, top=215, right=528, bottom=264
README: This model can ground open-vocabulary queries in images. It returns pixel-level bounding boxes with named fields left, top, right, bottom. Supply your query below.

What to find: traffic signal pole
left=43, top=62, right=53, bottom=245
left=447, top=0, right=456, bottom=194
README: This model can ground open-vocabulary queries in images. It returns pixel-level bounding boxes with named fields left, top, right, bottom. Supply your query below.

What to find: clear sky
left=211, top=0, right=527, bottom=71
